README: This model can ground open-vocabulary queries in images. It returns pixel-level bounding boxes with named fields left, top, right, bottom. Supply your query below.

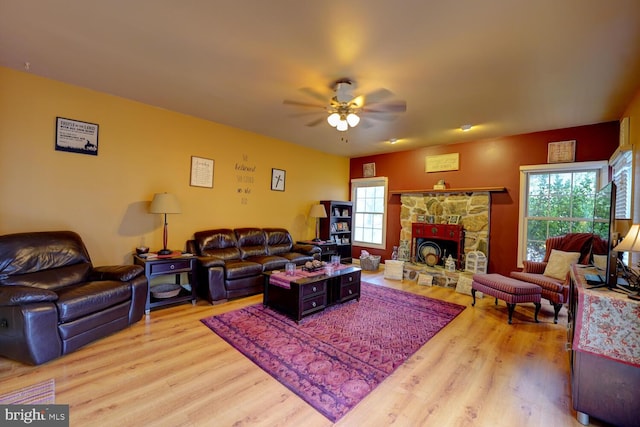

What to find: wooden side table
left=133, top=254, right=197, bottom=314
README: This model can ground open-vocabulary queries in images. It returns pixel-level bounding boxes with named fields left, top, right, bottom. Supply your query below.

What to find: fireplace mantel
left=391, top=186, right=505, bottom=195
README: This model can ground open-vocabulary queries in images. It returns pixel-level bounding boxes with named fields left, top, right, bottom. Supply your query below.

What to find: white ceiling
left=2, top=1, right=640, bottom=157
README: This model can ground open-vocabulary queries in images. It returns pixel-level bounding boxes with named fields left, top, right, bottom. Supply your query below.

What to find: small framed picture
left=363, top=162, right=376, bottom=177
left=416, top=214, right=426, bottom=222
left=55, top=117, right=99, bottom=156
left=271, top=168, right=286, bottom=191
left=190, top=156, right=214, bottom=188
left=547, top=140, right=576, bottom=163
left=426, top=215, right=435, bottom=224
left=342, top=209, right=349, bottom=217
left=448, top=215, right=461, bottom=224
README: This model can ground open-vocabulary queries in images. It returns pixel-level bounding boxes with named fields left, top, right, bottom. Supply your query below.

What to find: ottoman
left=471, top=273, right=542, bottom=324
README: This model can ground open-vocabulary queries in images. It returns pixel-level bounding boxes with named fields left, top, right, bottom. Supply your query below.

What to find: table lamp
left=149, top=192, right=181, bottom=255
left=613, top=223, right=640, bottom=297
left=309, top=204, right=327, bottom=242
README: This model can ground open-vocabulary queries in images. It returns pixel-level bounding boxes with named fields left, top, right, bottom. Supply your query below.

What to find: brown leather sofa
left=0, top=231, right=147, bottom=365
left=186, top=227, right=321, bottom=303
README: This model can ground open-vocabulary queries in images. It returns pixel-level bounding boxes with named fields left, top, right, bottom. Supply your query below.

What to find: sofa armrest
left=197, top=256, right=226, bottom=269
left=292, top=244, right=322, bottom=256
left=0, top=286, right=58, bottom=306
left=522, top=260, right=547, bottom=274
left=90, top=265, right=144, bottom=282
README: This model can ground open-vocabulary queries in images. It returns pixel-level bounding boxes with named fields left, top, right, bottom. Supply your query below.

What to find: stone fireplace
left=398, top=192, right=491, bottom=267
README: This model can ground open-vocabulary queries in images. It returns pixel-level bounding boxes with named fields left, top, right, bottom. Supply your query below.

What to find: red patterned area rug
left=201, top=282, right=465, bottom=422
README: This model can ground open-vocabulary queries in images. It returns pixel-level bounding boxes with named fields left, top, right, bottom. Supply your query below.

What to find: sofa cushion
left=223, top=260, right=264, bottom=280
left=0, top=231, right=92, bottom=276
left=194, top=229, right=241, bottom=260
left=56, top=280, right=132, bottom=323
left=279, top=252, right=315, bottom=265
left=543, top=249, right=580, bottom=280
left=264, top=228, right=293, bottom=255
left=510, top=271, right=565, bottom=293
left=0, top=263, right=92, bottom=291
left=243, top=255, right=288, bottom=271
left=235, top=228, right=267, bottom=259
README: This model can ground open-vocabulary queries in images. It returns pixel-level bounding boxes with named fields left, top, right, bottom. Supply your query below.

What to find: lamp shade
left=613, top=224, right=640, bottom=252
left=149, top=193, right=181, bottom=214
left=327, top=113, right=340, bottom=127
left=309, top=204, right=327, bottom=218
left=346, top=113, right=360, bottom=127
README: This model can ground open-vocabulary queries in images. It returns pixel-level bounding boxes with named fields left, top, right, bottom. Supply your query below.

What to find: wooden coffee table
left=263, top=266, right=361, bottom=322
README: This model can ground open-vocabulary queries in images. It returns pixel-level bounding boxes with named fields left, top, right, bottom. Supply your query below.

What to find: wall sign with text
left=55, top=117, right=99, bottom=156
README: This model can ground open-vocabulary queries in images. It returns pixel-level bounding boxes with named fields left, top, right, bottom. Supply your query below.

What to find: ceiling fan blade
left=305, top=117, right=326, bottom=127
left=362, top=100, right=407, bottom=113
left=362, top=113, right=399, bottom=122
left=283, top=99, right=326, bottom=109
left=364, top=88, right=393, bottom=104
left=299, top=87, right=331, bottom=103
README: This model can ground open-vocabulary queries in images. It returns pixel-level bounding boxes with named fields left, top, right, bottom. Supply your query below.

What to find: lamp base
left=157, top=248, right=173, bottom=255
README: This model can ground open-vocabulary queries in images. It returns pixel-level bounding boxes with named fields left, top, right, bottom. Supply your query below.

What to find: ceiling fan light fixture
left=336, top=120, right=349, bottom=131
left=327, top=112, right=341, bottom=127
left=346, top=113, right=360, bottom=127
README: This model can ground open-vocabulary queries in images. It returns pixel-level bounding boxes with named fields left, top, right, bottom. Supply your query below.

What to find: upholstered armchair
left=510, top=233, right=593, bottom=323
left=0, top=231, right=148, bottom=365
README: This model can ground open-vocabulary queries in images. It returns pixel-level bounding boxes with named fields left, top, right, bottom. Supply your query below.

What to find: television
left=586, top=181, right=617, bottom=288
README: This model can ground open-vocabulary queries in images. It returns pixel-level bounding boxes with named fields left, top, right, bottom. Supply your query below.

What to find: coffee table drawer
left=301, top=281, right=326, bottom=297
left=302, top=294, right=326, bottom=314
left=340, top=271, right=361, bottom=285
left=341, top=282, right=360, bottom=300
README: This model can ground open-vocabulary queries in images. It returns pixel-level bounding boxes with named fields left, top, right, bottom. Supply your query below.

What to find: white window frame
left=517, top=161, right=609, bottom=268
left=351, top=177, right=388, bottom=250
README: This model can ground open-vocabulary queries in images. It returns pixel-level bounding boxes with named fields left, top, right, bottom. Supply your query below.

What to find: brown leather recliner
left=0, top=231, right=148, bottom=365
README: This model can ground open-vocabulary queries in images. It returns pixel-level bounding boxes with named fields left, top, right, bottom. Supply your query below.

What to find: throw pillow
left=543, top=249, right=581, bottom=280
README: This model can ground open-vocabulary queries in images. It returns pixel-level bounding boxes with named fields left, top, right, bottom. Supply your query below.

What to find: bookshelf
left=319, top=200, right=353, bottom=263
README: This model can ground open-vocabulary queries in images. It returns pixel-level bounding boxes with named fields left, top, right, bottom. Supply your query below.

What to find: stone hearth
left=398, top=192, right=490, bottom=266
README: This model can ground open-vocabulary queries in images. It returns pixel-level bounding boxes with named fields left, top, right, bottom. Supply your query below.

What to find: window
left=351, top=177, right=388, bottom=249
left=517, top=161, right=608, bottom=265
left=611, top=148, right=632, bottom=219
left=610, top=148, right=633, bottom=264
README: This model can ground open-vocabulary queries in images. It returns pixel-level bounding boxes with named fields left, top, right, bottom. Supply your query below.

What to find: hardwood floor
left=0, top=270, right=612, bottom=426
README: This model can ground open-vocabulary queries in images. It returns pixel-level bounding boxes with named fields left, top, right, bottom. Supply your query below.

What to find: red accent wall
left=350, top=122, right=619, bottom=276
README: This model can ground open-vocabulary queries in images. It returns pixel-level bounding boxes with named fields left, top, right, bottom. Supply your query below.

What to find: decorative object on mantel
left=433, top=179, right=446, bottom=190
left=363, top=162, right=376, bottom=177
left=547, top=140, right=576, bottom=163
left=425, top=153, right=459, bottom=172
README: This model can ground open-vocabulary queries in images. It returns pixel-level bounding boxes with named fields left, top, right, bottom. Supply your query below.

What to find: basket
left=151, top=283, right=181, bottom=299
left=360, top=255, right=381, bottom=271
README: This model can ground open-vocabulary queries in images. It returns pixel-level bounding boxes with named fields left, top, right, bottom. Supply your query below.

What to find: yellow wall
left=0, top=67, right=349, bottom=265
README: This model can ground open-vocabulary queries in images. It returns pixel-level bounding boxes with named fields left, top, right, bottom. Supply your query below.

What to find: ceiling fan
left=283, top=78, right=407, bottom=131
